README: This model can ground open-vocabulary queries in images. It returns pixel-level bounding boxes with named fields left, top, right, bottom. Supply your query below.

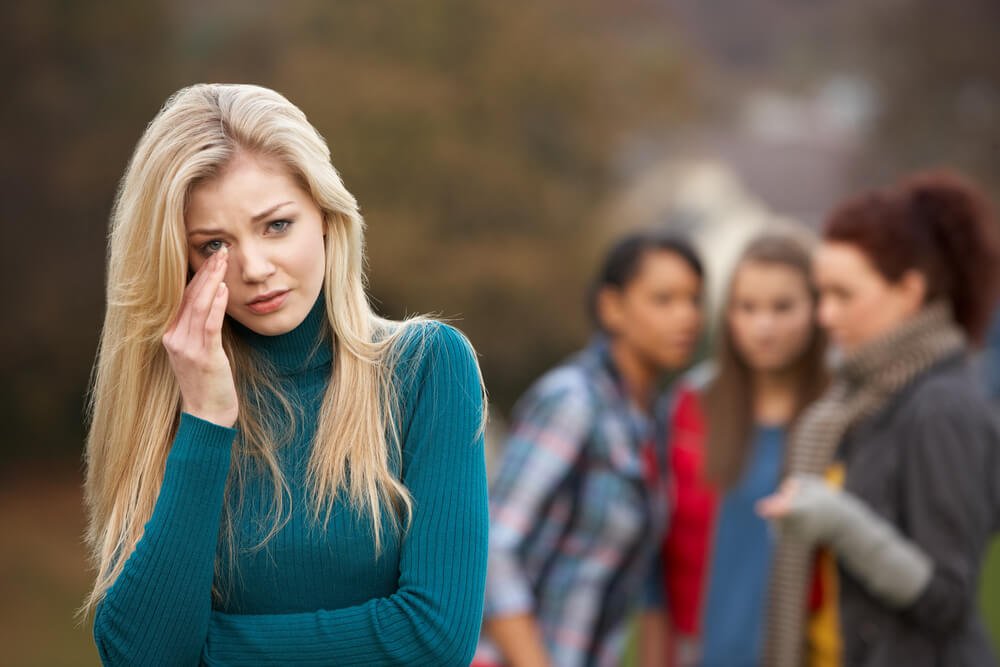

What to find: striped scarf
left=763, top=302, right=965, bottom=667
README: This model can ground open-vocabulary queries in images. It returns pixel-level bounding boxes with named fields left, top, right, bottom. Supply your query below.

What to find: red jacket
left=661, top=385, right=718, bottom=637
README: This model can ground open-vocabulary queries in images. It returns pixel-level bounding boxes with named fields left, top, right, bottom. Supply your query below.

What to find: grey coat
left=837, top=353, right=1000, bottom=666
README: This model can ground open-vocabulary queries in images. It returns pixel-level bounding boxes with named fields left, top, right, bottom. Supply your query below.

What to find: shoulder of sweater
left=890, top=359, right=1000, bottom=500
left=652, top=361, right=713, bottom=422
left=508, top=357, right=599, bottom=424
left=533, top=356, right=601, bottom=403
left=894, top=355, right=993, bottom=426
left=390, top=320, right=479, bottom=386
left=908, top=356, right=981, bottom=404
left=685, top=359, right=717, bottom=391
left=391, top=319, right=462, bottom=356
left=844, top=356, right=998, bottom=469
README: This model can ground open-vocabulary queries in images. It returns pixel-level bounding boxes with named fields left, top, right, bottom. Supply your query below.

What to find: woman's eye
left=201, top=240, right=226, bottom=255
left=267, top=219, right=291, bottom=234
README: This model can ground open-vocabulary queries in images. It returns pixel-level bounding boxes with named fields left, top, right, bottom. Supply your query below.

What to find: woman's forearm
left=638, top=610, right=670, bottom=667
left=485, top=613, right=552, bottom=667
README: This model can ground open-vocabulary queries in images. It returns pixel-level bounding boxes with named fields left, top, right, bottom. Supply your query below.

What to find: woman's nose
left=237, top=244, right=276, bottom=283
left=753, top=312, right=777, bottom=333
left=817, top=298, right=836, bottom=330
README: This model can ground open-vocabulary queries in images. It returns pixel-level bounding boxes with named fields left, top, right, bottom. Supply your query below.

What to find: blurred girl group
left=476, top=170, right=1000, bottom=667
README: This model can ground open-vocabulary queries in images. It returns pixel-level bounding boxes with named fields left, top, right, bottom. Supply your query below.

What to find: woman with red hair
left=759, top=170, right=1000, bottom=667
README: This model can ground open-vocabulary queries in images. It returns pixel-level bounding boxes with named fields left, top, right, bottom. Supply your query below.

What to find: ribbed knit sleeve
left=202, top=323, right=489, bottom=666
left=93, top=413, right=237, bottom=666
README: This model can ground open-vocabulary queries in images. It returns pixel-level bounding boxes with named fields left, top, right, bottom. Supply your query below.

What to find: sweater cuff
left=171, top=413, right=238, bottom=463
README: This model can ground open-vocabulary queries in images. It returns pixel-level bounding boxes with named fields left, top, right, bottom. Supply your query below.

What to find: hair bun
left=902, top=169, right=987, bottom=233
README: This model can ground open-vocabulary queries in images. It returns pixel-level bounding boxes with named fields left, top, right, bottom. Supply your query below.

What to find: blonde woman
left=82, top=83, right=488, bottom=666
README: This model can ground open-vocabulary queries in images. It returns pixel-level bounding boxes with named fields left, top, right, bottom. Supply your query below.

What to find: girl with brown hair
left=640, top=232, right=828, bottom=666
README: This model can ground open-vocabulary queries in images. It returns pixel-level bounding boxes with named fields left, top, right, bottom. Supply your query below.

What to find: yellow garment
left=807, top=463, right=845, bottom=667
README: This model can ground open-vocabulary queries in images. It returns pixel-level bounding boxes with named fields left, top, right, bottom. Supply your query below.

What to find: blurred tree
left=1, top=0, right=177, bottom=466
left=852, top=0, right=1000, bottom=200
left=660, top=0, right=1000, bottom=201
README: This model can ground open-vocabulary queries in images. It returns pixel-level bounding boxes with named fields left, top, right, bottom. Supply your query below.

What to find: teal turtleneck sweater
left=93, top=299, right=489, bottom=666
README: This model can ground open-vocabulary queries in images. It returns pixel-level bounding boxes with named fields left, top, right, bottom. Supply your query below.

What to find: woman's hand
left=162, top=247, right=239, bottom=428
left=757, top=475, right=838, bottom=544
left=756, top=477, right=800, bottom=520
left=758, top=474, right=933, bottom=607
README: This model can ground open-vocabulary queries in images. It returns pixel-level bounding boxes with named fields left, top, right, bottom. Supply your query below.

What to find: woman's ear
left=596, top=286, right=624, bottom=336
left=898, top=269, right=929, bottom=314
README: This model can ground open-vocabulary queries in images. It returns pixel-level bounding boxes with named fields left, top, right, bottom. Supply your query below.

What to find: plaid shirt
left=478, top=337, right=670, bottom=667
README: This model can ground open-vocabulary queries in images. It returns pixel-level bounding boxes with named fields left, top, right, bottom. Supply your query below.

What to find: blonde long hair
left=82, top=83, right=479, bottom=616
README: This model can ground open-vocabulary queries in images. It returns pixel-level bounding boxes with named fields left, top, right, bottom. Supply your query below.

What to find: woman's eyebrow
left=187, top=226, right=226, bottom=237
left=187, top=201, right=295, bottom=237
left=251, top=200, right=294, bottom=223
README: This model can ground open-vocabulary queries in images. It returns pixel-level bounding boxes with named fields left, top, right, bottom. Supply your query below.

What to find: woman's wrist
left=181, top=406, right=238, bottom=429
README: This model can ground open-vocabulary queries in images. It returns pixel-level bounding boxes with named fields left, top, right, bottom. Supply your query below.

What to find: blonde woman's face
left=186, top=153, right=327, bottom=336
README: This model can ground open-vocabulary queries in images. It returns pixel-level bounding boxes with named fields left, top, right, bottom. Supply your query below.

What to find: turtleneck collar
left=230, top=294, right=333, bottom=375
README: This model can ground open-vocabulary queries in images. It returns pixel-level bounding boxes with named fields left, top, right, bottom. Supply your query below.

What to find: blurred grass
left=1, top=469, right=997, bottom=666
left=982, top=536, right=1000, bottom=653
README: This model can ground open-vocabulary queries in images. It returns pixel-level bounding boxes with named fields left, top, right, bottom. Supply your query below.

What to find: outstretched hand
left=757, top=475, right=848, bottom=545
left=756, top=477, right=800, bottom=520
left=162, top=247, right=239, bottom=428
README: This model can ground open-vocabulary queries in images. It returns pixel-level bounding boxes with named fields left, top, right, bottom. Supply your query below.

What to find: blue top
left=702, top=424, right=785, bottom=667
left=93, top=298, right=488, bottom=666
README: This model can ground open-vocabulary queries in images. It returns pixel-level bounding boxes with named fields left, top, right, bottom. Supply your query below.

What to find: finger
left=185, top=249, right=228, bottom=340
left=756, top=496, right=778, bottom=518
left=774, top=478, right=795, bottom=496
left=183, top=250, right=222, bottom=308
left=204, top=281, right=228, bottom=347
left=756, top=493, right=789, bottom=519
left=172, top=251, right=220, bottom=337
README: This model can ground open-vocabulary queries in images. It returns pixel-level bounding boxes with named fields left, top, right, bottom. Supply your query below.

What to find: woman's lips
left=247, top=290, right=290, bottom=315
left=670, top=336, right=698, bottom=350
